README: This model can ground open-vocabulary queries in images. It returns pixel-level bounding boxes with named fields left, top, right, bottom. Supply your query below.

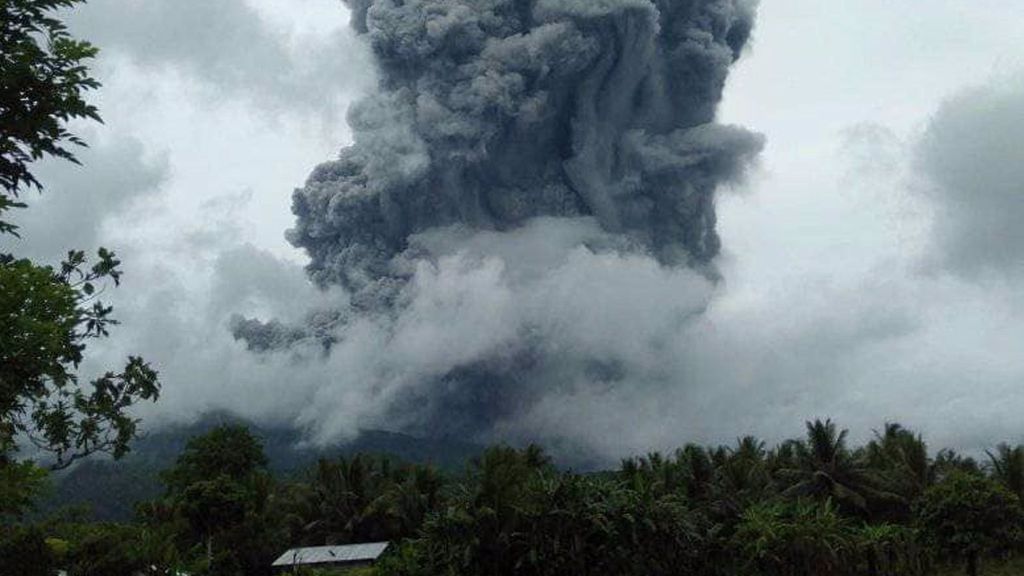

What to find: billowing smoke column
left=291, top=0, right=761, bottom=295
left=238, top=0, right=763, bottom=447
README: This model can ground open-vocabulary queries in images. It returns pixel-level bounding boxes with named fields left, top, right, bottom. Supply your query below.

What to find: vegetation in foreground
left=5, top=420, right=1024, bottom=576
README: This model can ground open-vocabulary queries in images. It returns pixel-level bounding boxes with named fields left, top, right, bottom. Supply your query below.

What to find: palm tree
left=677, top=444, right=715, bottom=503
left=779, top=419, right=887, bottom=514
left=871, top=424, right=930, bottom=488
left=932, top=448, right=981, bottom=482
left=368, top=464, right=444, bottom=538
left=987, top=443, right=1024, bottom=500
left=713, top=436, right=770, bottom=518
left=620, top=451, right=687, bottom=498
left=863, top=423, right=932, bottom=519
left=297, top=455, right=395, bottom=544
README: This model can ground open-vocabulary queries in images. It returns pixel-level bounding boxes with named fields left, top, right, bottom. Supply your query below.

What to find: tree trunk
left=206, top=534, right=213, bottom=565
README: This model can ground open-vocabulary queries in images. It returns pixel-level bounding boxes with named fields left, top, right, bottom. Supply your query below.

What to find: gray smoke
left=237, top=0, right=762, bottom=442
left=916, top=77, right=1024, bottom=277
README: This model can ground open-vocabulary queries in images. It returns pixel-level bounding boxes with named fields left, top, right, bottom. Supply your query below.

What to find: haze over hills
left=41, top=412, right=485, bottom=521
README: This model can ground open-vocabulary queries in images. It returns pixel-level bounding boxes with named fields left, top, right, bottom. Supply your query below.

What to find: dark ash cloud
left=236, top=0, right=763, bottom=446
left=289, top=0, right=763, bottom=296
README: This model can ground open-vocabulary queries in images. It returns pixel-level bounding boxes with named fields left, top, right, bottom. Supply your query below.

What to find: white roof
left=272, top=542, right=390, bottom=567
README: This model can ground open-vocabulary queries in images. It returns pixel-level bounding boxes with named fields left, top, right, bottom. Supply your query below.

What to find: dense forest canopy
left=6, top=420, right=1024, bottom=576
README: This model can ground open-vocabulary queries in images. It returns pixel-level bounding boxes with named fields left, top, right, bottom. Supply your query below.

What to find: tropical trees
left=1, top=0, right=160, bottom=518
left=157, top=425, right=277, bottom=576
left=865, top=425, right=930, bottom=486
left=373, top=464, right=444, bottom=538
left=18, top=417, right=1024, bottom=576
left=932, top=448, right=981, bottom=481
left=1, top=0, right=101, bottom=229
left=281, top=453, right=445, bottom=547
left=0, top=523, right=57, bottom=576
left=405, top=446, right=711, bottom=576
left=987, top=443, right=1024, bottom=500
left=863, top=423, right=931, bottom=520
left=778, top=419, right=887, bottom=515
left=713, top=436, right=771, bottom=519
left=734, top=499, right=856, bottom=576
left=915, top=471, right=1024, bottom=576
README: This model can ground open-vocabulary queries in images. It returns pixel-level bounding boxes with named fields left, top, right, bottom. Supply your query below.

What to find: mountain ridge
left=39, top=411, right=485, bottom=521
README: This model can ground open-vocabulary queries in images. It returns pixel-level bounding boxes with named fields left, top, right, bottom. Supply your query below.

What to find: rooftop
left=272, top=542, right=390, bottom=567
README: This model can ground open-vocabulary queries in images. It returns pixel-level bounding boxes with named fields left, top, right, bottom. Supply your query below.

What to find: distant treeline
left=5, top=420, right=1024, bottom=576
left=36, top=413, right=485, bottom=522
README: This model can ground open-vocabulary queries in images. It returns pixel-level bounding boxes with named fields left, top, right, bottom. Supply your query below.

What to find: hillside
left=39, top=412, right=484, bottom=521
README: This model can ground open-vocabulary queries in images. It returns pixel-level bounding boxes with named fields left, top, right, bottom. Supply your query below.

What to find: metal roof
left=272, top=542, right=390, bottom=567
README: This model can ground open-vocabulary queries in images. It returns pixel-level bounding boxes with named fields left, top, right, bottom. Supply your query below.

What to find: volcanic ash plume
left=236, top=0, right=763, bottom=449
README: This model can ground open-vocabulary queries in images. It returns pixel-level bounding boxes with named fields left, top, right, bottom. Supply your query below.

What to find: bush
left=915, top=472, right=1024, bottom=576
left=0, top=524, right=57, bottom=576
left=734, top=499, right=856, bottom=576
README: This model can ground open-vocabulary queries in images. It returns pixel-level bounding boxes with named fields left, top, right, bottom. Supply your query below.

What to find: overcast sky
left=3, top=0, right=1023, bottom=459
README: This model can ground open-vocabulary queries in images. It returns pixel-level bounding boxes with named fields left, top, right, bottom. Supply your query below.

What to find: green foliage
left=34, top=520, right=192, bottom=576
left=65, top=524, right=153, bottom=576
left=153, top=425, right=282, bottom=576
left=734, top=500, right=932, bottom=576
left=863, top=423, right=932, bottom=521
left=10, top=420, right=1024, bottom=576
left=393, top=446, right=714, bottom=576
left=161, top=424, right=268, bottom=493
left=857, top=523, right=929, bottom=576
left=933, top=448, right=981, bottom=481
left=0, top=250, right=161, bottom=471
left=283, top=453, right=445, bottom=546
left=986, top=443, right=1024, bottom=500
left=0, top=523, right=57, bottom=576
left=0, top=0, right=101, bottom=233
left=0, top=459, right=48, bottom=518
left=1, top=0, right=160, bottom=524
left=778, top=419, right=892, bottom=516
left=734, top=499, right=856, bottom=575
left=915, top=472, right=1024, bottom=575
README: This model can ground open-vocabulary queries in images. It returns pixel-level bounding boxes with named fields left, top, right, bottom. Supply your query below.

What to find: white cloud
left=66, top=0, right=373, bottom=120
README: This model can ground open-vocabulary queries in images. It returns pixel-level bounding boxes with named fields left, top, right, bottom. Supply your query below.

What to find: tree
left=294, top=455, right=389, bottom=545
left=1, top=250, right=160, bottom=470
left=161, top=425, right=268, bottom=494
left=986, top=443, right=1024, bottom=501
left=1, top=0, right=100, bottom=235
left=1, top=0, right=160, bottom=515
left=779, top=419, right=888, bottom=515
left=915, top=471, right=1024, bottom=576
left=712, top=436, right=771, bottom=519
left=0, top=5, right=159, bottom=510
left=932, top=448, right=980, bottom=482
left=0, top=523, right=58, bottom=576
left=863, top=423, right=932, bottom=520
left=160, top=425, right=276, bottom=575
left=0, top=459, right=47, bottom=518
left=734, top=499, right=856, bottom=576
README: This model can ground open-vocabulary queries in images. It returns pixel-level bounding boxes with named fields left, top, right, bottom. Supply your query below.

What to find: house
left=272, top=542, right=390, bottom=572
